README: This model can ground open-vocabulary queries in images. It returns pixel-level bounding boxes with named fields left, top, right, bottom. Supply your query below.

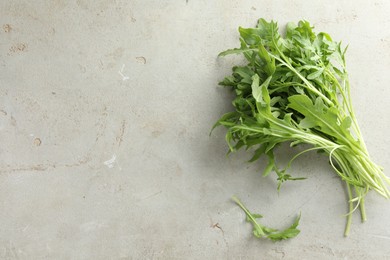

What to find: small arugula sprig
left=214, top=19, right=390, bottom=236
left=232, top=196, right=301, bottom=241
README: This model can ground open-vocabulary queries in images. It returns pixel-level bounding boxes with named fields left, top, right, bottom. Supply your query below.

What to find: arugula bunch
left=214, top=19, right=390, bottom=236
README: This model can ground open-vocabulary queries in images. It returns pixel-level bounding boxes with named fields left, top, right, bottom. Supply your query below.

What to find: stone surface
left=1, top=0, right=390, bottom=259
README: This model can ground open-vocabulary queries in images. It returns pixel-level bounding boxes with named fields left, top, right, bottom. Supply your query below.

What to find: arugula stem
left=232, top=196, right=266, bottom=237
left=345, top=78, right=369, bottom=154
left=345, top=183, right=354, bottom=236
left=270, top=82, right=311, bottom=94
left=360, top=198, right=367, bottom=222
left=324, top=69, right=370, bottom=154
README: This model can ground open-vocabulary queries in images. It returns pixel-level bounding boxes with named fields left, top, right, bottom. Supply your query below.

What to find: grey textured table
left=1, top=0, right=390, bottom=259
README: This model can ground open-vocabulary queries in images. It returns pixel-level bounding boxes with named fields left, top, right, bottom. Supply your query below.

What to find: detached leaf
left=232, top=196, right=266, bottom=238
left=232, top=196, right=301, bottom=242
left=268, top=213, right=301, bottom=241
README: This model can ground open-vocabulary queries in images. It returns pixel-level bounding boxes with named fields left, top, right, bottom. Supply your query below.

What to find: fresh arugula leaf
left=232, top=196, right=301, bottom=242
left=251, top=74, right=272, bottom=106
left=288, top=95, right=355, bottom=143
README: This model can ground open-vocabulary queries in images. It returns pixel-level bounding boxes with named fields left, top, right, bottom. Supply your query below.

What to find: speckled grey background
left=1, top=0, right=390, bottom=259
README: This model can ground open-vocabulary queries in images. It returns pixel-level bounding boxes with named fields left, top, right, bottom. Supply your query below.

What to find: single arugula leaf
left=232, top=196, right=301, bottom=241
left=287, top=95, right=354, bottom=143
left=218, top=47, right=255, bottom=57
left=239, top=27, right=262, bottom=45
left=307, top=68, right=324, bottom=80
left=258, top=44, right=276, bottom=76
left=251, top=74, right=272, bottom=106
left=219, top=75, right=236, bottom=86
left=263, top=150, right=275, bottom=177
left=211, top=112, right=239, bottom=130
left=248, top=144, right=266, bottom=162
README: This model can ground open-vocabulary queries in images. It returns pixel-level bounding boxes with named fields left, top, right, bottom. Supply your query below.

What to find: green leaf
left=248, top=144, right=266, bottom=162
left=218, top=48, right=256, bottom=57
left=252, top=75, right=272, bottom=106
left=239, top=27, right=261, bottom=45
left=341, top=116, right=352, bottom=130
left=232, top=196, right=301, bottom=241
left=258, top=44, right=276, bottom=76
left=256, top=18, right=280, bottom=46
left=251, top=213, right=263, bottom=219
left=232, top=196, right=266, bottom=238
left=307, top=68, right=324, bottom=80
left=225, top=130, right=234, bottom=152
left=263, top=150, right=275, bottom=177
left=287, top=95, right=353, bottom=142
left=267, top=227, right=300, bottom=241
left=267, top=213, right=301, bottom=241
left=219, top=75, right=236, bottom=86
left=234, top=66, right=255, bottom=80
left=210, top=112, right=239, bottom=134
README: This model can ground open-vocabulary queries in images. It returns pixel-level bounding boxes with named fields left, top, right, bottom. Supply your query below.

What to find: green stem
left=231, top=196, right=266, bottom=237
left=345, top=183, right=354, bottom=237
left=359, top=196, right=367, bottom=222
left=344, top=76, right=369, bottom=154
left=269, top=82, right=313, bottom=94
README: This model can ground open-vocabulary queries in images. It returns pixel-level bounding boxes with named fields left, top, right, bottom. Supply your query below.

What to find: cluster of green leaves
left=214, top=19, right=390, bottom=237
left=232, top=196, right=301, bottom=241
